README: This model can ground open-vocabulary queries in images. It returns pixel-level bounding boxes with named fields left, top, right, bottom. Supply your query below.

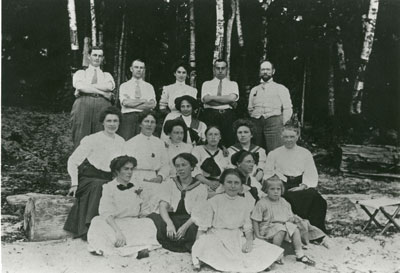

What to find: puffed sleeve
left=263, top=149, right=286, bottom=182
left=67, top=136, right=93, bottom=186
left=250, top=200, right=265, bottom=222
left=98, top=184, right=116, bottom=218
left=159, top=86, right=169, bottom=109
left=302, top=150, right=318, bottom=188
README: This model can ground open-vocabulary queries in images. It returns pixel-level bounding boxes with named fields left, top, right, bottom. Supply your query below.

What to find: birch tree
left=82, top=37, right=91, bottom=68
left=188, top=0, right=196, bottom=88
left=350, top=0, right=380, bottom=114
left=260, top=0, right=274, bottom=61
left=235, top=0, right=244, bottom=48
left=67, top=0, right=79, bottom=73
left=327, top=45, right=335, bottom=117
left=213, top=0, right=224, bottom=63
left=90, top=0, right=97, bottom=47
left=226, top=0, right=236, bottom=79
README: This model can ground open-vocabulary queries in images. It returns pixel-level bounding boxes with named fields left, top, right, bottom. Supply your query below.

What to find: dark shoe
left=136, top=248, right=150, bottom=259
left=296, top=255, right=316, bottom=266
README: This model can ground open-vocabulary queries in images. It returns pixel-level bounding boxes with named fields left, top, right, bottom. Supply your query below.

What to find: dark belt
left=284, top=175, right=303, bottom=190
left=206, top=108, right=232, bottom=114
left=78, top=93, right=111, bottom=102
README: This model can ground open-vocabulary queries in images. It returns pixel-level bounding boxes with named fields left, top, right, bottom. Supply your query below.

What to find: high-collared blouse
left=159, top=81, right=197, bottom=112
left=263, top=145, right=318, bottom=188
left=124, top=133, right=170, bottom=180
left=67, top=131, right=125, bottom=186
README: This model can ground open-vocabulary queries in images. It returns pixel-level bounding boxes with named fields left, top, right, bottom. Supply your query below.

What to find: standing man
left=71, top=46, right=115, bottom=150
left=201, top=59, right=239, bottom=146
left=118, top=59, right=156, bottom=140
left=248, top=60, right=293, bottom=153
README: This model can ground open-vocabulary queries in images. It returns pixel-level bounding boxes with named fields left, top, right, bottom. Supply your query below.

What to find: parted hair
left=261, top=175, right=285, bottom=195
left=138, top=109, right=157, bottom=124
left=219, top=168, right=244, bottom=185
left=232, top=119, right=256, bottom=137
left=172, top=153, right=198, bottom=168
left=88, top=46, right=104, bottom=55
left=99, top=106, right=122, bottom=123
left=109, top=155, right=137, bottom=177
left=172, top=61, right=190, bottom=74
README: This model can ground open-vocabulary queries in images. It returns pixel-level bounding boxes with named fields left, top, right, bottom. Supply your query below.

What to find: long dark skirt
left=64, top=160, right=112, bottom=239
left=283, top=189, right=327, bottom=233
left=147, top=213, right=198, bottom=253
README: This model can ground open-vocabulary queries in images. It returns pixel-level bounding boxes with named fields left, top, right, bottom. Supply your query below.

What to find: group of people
left=64, top=46, right=329, bottom=272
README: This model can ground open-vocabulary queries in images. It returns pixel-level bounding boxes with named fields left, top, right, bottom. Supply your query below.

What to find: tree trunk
left=225, top=0, right=236, bottom=79
left=300, top=57, right=309, bottom=126
left=189, top=0, right=196, bottom=88
left=235, top=0, right=244, bottom=48
left=82, top=37, right=91, bottom=68
left=213, top=0, right=224, bottom=63
left=97, top=0, right=105, bottom=47
left=328, top=44, right=335, bottom=117
left=90, top=0, right=97, bottom=47
left=336, top=26, right=347, bottom=80
left=350, top=0, right=380, bottom=114
left=260, top=0, right=273, bottom=61
left=67, top=0, right=79, bottom=73
left=24, top=195, right=75, bottom=241
left=116, top=11, right=126, bottom=99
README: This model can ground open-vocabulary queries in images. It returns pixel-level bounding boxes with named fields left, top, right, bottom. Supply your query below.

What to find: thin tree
left=90, top=0, right=97, bottom=47
left=213, top=0, right=224, bottom=63
left=235, top=0, right=244, bottom=48
left=189, top=0, right=196, bottom=88
left=260, top=0, right=274, bottom=61
left=82, top=37, right=91, bottom=68
left=226, top=0, right=236, bottom=79
left=67, top=0, right=79, bottom=73
left=327, top=44, right=335, bottom=117
left=350, top=0, right=380, bottom=114
left=97, top=0, right=105, bottom=47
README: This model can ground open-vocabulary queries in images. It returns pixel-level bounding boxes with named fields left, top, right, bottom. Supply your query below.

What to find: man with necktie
left=118, top=59, right=156, bottom=140
left=200, top=59, right=239, bottom=147
left=248, top=60, right=293, bottom=153
left=71, top=46, right=115, bottom=150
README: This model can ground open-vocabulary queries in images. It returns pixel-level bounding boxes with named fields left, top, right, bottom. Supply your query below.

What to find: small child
left=251, top=175, right=316, bottom=266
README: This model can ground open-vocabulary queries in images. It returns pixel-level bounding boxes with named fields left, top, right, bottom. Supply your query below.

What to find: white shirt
left=248, top=78, right=292, bottom=123
left=159, top=82, right=197, bottom=112
left=263, top=145, right=318, bottom=188
left=201, top=78, right=239, bottom=110
left=67, top=131, right=125, bottom=186
left=191, top=146, right=230, bottom=178
left=166, top=142, right=193, bottom=177
left=73, top=65, right=115, bottom=91
left=119, top=78, right=156, bottom=114
left=124, top=133, right=170, bottom=179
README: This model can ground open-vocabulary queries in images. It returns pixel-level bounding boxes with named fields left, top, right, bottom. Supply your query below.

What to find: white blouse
left=159, top=82, right=197, bottom=112
left=166, top=142, right=193, bottom=177
left=191, top=146, right=230, bottom=178
left=158, top=178, right=208, bottom=214
left=124, top=133, right=170, bottom=180
left=67, top=131, right=125, bottom=186
left=263, top=145, right=318, bottom=188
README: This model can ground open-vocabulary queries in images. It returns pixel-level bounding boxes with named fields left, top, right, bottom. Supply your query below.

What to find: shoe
left=90, top=250, right=104, bottom=256
left=296, top=255, right=316, bottom=266
left=136, top=249, right=150, bottom=259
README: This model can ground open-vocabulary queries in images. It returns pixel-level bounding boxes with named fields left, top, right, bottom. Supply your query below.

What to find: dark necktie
left=117, top=183, right=134, bottom=191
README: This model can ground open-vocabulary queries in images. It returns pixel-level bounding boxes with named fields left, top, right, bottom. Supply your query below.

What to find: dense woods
left=2, top=0, right=400, bottom=142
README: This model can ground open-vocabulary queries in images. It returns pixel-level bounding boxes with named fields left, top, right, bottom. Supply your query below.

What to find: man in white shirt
left=71, top=47, right=115, bottom=150
left=248, top=61, right=293, bottom=153
left=118, top=59, right=156, bottom=140
left=201, top=59, right=239, bottom=146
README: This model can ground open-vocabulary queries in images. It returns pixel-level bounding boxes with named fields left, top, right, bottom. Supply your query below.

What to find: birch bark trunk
left=226, top=0, right=236, bottom=79
left=328, top=44, right=335, bottom=117
left=82, top=37, right=91, bottom=68
left=90, top=0, right=97, bottom=47
left=350, top=0, right=380, bottom=114
left=213, top=0, right=224, bottom=63
left=260, top=0, right=273, bottom=61
left=189, top=0, right=196, bottom=88
left=235, top=0, right=244, bottom=48
left=67, top=0, right=79, bottom=73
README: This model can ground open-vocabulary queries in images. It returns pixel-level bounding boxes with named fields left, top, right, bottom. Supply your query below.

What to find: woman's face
left=206, top=127, right=221, bottom=147
left=174, top=157, right=192, bottom=179
left=223, top=174, right=242, bottom=197
left=237, top=154, right=255, bottom=175
left=236, top=126, right=252, bottom=144
left=267, top=181, right=282, bottom=201
left=103, top=114, right=120, bottom=134
left=180, top=100, right=193, bottom=116
left=281, top=128, right=299, bottom=149
left=174, top=66, right=187, bottom=83
left=140, top=115, right=156, bottom=136
left=116, top=162, right=135, bottom=183
left=170, top=125, right=184, bottom=144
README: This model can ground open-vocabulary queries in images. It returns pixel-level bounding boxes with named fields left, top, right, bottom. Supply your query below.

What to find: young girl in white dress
left=251, top=175, right=316, bottom=266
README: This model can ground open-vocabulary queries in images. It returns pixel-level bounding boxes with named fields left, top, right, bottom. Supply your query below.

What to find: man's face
left=260, top=61, right=275, bottom=82
left=131, top=61, right=145, bottom=79
left=213, top=61, right=227, bottom=80
left=89, top=50, right=104, bottom=67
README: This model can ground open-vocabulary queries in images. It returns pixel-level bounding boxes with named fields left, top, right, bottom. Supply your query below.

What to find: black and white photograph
left=1, top=0, right=399, bottom=272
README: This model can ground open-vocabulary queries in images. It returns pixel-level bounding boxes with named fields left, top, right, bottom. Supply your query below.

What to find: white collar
left=175, top=81, right=186, bottom=86
left=87, top=64, right=101, bottom=72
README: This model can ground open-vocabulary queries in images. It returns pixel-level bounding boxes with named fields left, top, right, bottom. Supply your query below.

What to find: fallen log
left=340, top=144, right=400, bottom=179
left=6, top=193, right=56, bottom=210
left=24, top=195, right=75, bottom=241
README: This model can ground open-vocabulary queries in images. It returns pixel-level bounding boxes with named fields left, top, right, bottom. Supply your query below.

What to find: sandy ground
left=2, top=194, right=400, bottom=273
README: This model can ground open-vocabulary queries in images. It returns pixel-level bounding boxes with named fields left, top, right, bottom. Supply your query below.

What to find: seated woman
left=64, top=106, right=125, bottom=239
left=191, top=169, right=283, bottom=272
left=264, top=121, right=328, bottom=232
left=230, top=150, right=265, bottom=202
left=228, top=119, right=267, bottom=182
left=124, top=110, right=170, bottom=213
left=163, top=119, right=193, bottom=177
left=159, top=62, right=198, bottom=122
left=87, top=156, right=161, bottom=257
left=192, top=126, right=230, bottom=198
left=161, top=95, right=206, bottom=145
left=148, top=153, right=208, bottom=253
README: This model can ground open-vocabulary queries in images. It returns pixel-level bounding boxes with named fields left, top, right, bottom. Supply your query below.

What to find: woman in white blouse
left=64, top=106, right=125, bottom=239
left=124, top=110, right=170, bottom=213
left=264, top=122, right=328, bottom=232
left=148, top=153, right=208, bottom=253
left=159, top=62, right=197, bottom=122
left=192, top=126, right=230, bottom=198
left=87, top=155, right=160, bottom=257
left=191, top=169, right=283, bottom=272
